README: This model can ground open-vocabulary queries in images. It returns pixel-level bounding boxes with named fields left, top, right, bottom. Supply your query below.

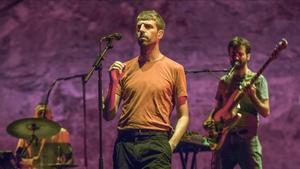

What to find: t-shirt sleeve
left=175, top=65, right=188, bottom=97
left=256, top=75, right=269, bottom=100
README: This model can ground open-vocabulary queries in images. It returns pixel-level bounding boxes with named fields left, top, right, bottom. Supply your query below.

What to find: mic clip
left=100, top=33, right=122, bottom=42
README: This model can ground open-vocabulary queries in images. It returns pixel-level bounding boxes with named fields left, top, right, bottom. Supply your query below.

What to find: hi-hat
left=7, top=118, right=61, bottom=139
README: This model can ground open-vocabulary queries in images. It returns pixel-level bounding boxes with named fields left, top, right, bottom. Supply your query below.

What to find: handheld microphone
left=101, top=32, right=122, bottom=41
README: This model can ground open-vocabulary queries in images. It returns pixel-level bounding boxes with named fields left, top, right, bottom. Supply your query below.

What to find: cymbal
left=45, top=164, right=78, bottom=168
left=7, top=118, right=61, bottom=139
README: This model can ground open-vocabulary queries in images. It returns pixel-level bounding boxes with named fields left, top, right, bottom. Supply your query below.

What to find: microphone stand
left=185, top=69, right=228, bottom=74
left=42, top=78, right=61, bottom=118
left=84, top=39, right=114, bottom=169
left=43, top=73, right=88, bottom=169
left=43, top=74, right=87, bottom=116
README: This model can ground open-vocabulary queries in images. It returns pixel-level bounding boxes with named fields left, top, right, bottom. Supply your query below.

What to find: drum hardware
left=7, top=118, right=61, bottom=167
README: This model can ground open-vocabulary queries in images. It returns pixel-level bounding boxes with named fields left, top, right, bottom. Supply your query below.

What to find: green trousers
left=213, top=132, right=263, bottom=169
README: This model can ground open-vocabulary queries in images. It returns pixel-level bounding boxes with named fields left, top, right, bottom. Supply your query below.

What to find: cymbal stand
left=16, top=123, right=39, bottom=161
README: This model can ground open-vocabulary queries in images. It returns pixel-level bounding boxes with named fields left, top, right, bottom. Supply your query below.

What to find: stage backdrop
left=0, top=0, right=299, bottom=169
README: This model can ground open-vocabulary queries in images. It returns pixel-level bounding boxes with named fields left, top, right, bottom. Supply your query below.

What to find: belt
left=118, top=129, right=169, bottom=137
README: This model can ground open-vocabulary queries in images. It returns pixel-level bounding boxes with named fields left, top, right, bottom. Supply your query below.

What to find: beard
left=138, top=38, right=147, bottom=46
left=230, top=60, right=247, bottom=68
left=137, top=35, right=147, bottom=44
left=138, top=36, right=156, bottom=47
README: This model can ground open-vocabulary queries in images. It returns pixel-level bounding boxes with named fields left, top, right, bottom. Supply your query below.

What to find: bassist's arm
left=244, top=84, right=270, bottom=118
left=254, top=98, right=270, bottom=117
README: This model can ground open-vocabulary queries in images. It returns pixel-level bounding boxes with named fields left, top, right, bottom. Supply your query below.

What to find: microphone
left=101, top=32, right=122, bottom=41
left=225, top=61, right=240, bottom=80
left=230, top=60, right=240, bottom=67
left=233, top=61, right=240, bottom=67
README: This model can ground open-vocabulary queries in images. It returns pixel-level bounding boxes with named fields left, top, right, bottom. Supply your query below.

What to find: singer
left=204, top=36, right=270, bottom=169
left=104, top=10, right=189, bottom=169
left=15, top=103, right=74, bottom=169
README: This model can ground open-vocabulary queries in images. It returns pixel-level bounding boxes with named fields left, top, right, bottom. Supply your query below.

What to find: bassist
left=205, top=36, right=270, bottom=169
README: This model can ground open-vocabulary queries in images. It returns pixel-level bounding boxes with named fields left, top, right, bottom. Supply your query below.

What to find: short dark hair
left=136, top=10, right=166, bottom=30
left=228, top=36, right=251, bottom=54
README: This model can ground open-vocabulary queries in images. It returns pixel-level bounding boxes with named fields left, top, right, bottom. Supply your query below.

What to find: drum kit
left=5, top=118, right=77, bottom=169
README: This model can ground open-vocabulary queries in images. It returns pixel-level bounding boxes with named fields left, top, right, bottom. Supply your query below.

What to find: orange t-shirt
left=116, top=56, right=187, bottom=131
